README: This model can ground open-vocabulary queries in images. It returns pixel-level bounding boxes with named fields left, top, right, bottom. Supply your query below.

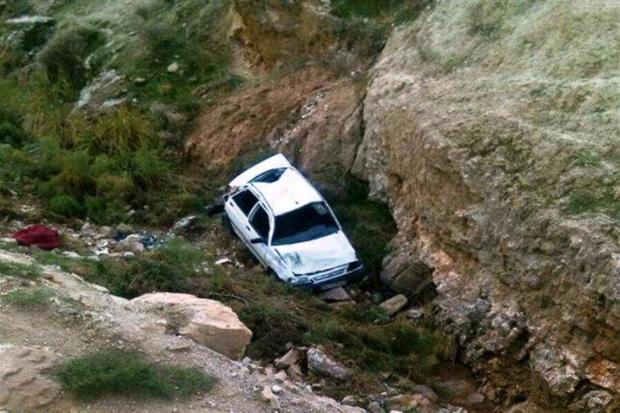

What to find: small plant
left=56, top=349, right=216, bottom=400
left=4, top=288, right=51, bottom=307
left=0, top=261, right=42, bottom=279
left=38, top=26, right=104, bottom=89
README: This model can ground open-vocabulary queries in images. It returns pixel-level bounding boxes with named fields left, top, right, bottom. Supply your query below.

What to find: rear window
left=233, top=190, right=258, bottom=216
left=250, top=206, right=270, bottom=239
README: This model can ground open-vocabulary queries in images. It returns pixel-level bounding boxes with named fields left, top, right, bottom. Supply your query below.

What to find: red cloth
left=13, top=225, right=61, bottom=250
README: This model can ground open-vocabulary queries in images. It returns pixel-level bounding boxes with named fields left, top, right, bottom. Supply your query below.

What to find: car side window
left=250, top=206, right=270, bottom=240
left=232, top=190, right=258, bottom=216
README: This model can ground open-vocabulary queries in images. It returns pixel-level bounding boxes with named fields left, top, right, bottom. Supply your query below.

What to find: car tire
left=206, top=199, right=225, bottom=216
left=221, top=214, right=237, bottom=238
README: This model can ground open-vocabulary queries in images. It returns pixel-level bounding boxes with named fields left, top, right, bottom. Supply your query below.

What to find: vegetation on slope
left=57, top=349, right=216, bottom=400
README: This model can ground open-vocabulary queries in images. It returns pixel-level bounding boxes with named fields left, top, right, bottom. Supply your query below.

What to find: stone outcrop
left=0, top=345, right=60, bottom=410
left=131, top=292, right=253, bottom=360
left=306, top=348, right=350, bottom=381
left=351, top=1, right=620, bottom=410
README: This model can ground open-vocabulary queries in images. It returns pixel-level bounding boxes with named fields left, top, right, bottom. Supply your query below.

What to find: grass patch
left=4, top=288, right=52, bottom=307
left=305, top=317, right=451, bottom=380
left=81, top=238, right=206, bottom=298
left=565, top=190, right=620, bottom=219
left=0, top=260, right=42, bottom=279
left=38, top=26, right=105, bottom=90
left=56, top=349, right=216, bottom=400
left=331, top=0, right=428, bottom=22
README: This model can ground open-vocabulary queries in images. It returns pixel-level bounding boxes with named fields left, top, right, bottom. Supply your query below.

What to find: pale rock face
left=379, top=294, right=408, bottom=316
left=353, top=1, right=620, bottom=409
left=0, top=345, right=60, bottom=410
left=306, top=348, right=350, bottom=380
left=130, top=293, right=253, bottom=360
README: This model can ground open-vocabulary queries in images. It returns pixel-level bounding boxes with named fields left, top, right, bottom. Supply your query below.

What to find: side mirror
left=250, top=237, right=265, bottom=244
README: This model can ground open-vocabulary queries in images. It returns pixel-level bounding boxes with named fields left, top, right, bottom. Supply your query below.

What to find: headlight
left=290, top=276, right=310, bottom=285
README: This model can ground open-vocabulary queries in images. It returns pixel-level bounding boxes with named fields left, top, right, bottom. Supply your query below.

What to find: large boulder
left=130, top=293, right=253, bottom=360
left=0, top=345, right=60, bottom=410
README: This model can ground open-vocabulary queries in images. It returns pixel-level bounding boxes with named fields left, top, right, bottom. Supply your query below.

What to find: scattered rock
left=275, top=348, right=302, bottom=369
left=319, top=287, right=352, bottom=302
left=130, top=293, right=253, bottom=360
left=6, top=16, right=54, bottom=25
left=388, top=394, right=437, bottom=412
left=405, top=307, right=424, bottom=321
left=379, top=294, right=408, bottom=316
left=434, top=379, right=474, bottom=399
left=271, top=384, right=283, bottom=395
left=287, top=363, right=304, bottom=381
left=260, top=385, right=280, bottom=409
left=410, top=384, right=438, bottom=402
left=0, top=345, right=60, bottom=410
left=134, top=77, right=147, bottom=86
left=173, top=215, right=199, bottom=231
left=341, top=395, right=364, bottom=407
left=74, top=70, right=125, bottom=114
left=465, top=392, right=485, bottom=405
left=306, top=348, right=350, bottom=381
left=215, top=258, right=233, bottom=266
left=367, top=400, right=383, bottom=413
left=117, top=234, right=145, bottom=253
left=274, top=370, right=287, bottom=383
left=167, top=62, right=180, bottom=73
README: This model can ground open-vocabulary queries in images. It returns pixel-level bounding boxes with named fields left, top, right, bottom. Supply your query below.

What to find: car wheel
left=206, top=199, right=225, bottom=216
left=221, top=214, right=237, bottom=238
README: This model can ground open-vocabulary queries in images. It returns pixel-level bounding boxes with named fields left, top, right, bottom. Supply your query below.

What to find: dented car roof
left=252, top=168, right=323, bottom=216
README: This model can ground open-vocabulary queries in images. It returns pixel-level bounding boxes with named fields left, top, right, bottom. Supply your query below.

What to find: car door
left=247, top=204, right=274, bottom=268
left=226, top=188, right=259, bottom=241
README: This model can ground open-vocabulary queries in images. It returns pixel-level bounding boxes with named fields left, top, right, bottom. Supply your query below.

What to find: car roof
left=250, top=167, right=323, bottom=216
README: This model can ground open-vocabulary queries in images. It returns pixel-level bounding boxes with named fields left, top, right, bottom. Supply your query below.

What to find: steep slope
left=353, top=1, right=619, bottom=410
left=0, top=248, right=363, bottom=413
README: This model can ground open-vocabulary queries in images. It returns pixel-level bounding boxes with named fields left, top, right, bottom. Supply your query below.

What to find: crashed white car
left=223, top=154, right=364, bottom=290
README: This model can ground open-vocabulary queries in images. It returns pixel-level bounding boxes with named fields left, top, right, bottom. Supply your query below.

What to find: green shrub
left=305, top=318, right=448, bottom=377
left=0, top=109, right=29, bottom=147
left=331, top=0, right=427, bottom=21
left=78, top=108, right=156, bottom=156
left=38, top=27, right=104, bottom=89
left=85, top=238, right=205, bottom=298
left=0, top=261, right=42, bottom=279
left=4, top=288, right=51, bottom=306
left=49, top=194, right=84, bottom=218
left=130, top=147, right=173, bottom=188
left=56, top=349, right=216, bottom=400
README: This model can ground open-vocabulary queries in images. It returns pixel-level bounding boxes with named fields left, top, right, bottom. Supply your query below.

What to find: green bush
left=56, top=349, right=216, bottom=400
left=0, top=109, right=29, bottom=147
left=49, top=194, right=84, bottom=217
left=4, top=288, right=51, bottom=306
left=331, top=0, right=428, bottom=21
left=305, top=318, right=448, bottom=377
left=85, top=238, right=205, bottom=298
left=38, top=27, right=104, bottom=89
left=0, top=261, right=42, bottom=279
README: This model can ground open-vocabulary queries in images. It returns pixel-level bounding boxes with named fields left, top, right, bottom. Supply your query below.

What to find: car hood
left=274, top=231, right=356, bottom=274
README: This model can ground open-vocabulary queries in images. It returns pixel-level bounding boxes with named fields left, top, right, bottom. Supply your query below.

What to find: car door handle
left=245, top=226, right=251, bottom=231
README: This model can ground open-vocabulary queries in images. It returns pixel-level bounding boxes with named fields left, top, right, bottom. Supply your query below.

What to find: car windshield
left=272, top=202, right=339, bottom=245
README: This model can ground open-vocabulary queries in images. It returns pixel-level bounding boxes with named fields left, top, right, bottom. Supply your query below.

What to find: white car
left=223, top=154, right=365, bottom=290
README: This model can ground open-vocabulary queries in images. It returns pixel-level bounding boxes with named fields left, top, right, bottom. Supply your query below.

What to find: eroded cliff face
left=353, top=1, right=619, bottom=410
left=186, top=1, right=619, bottom=410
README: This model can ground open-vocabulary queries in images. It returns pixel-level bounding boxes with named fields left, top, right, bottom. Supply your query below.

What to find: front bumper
left=290, top=265, right=366, bottom=290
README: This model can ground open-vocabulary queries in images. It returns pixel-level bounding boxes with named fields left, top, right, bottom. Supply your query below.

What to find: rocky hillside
left=1, top=0, right=618, bottom=412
